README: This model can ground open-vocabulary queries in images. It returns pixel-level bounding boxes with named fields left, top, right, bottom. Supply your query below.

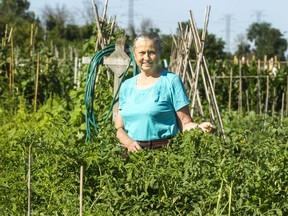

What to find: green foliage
left=0, top=101, right=287, bottom=215
left=203, top=33, right=226, bottom=60
left=209, top=60, right=288, bottom=113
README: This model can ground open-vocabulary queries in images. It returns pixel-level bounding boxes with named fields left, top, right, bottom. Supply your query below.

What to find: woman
left=115, top=33, right=214, bottom=152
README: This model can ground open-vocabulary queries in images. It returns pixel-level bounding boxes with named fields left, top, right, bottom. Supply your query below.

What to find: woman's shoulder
left=161, top=69, right=181, bottom=82
left=122, top=75, right=137, bottom=87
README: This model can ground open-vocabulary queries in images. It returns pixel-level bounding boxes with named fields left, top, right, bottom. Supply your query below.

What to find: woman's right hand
left=123, top=141, right=142, bottom=152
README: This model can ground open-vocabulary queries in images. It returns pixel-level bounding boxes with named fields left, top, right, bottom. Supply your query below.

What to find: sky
left=29, top=0, right=288, bottom=53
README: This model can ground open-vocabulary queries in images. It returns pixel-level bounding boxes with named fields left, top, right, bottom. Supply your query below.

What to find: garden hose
left=84, top=44, right=138, bottom=142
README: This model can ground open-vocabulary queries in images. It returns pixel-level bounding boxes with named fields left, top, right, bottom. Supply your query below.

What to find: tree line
left=1, top=0, right=287, bottom=61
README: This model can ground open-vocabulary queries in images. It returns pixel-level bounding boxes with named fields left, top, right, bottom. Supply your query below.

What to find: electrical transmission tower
left=255, top=10, right=265, bottom=23
left=225, top=14, right=232, bottom=53
left=127, top=0, right=134, bottom=35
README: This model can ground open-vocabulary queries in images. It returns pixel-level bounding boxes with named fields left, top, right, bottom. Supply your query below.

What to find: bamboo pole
left=34, top=54, right=40, bottom=112
left=45, top=56, right=49, bottom=71
left=246, top=89, right=250, bottom=113
left=264, top=76, right=269, bottom=126
left=8, top=27, right=14, bottom=94
left=92, top=0, right=105, bottom=50
left=228, top=68, right=233, bottom=112
left=27, top=145, right=32, bottom=216
left=74, top=56, right=79, bottom=89
left=70, top=46, right=73, bottom=61
left=175, top=23, right=184, bottom=76
left=180, top=23, right=193, bottom=83
left=286, top=76, right=288, bottom=116
left=264, top=55, right=267, bottom=70
left=79, top=166, right=84, bottom=216
left=272, top=87, right=276, bottom=115
left=169, top=34, right=179, bottom=73
left=257, top=60, right=262, bottom=114
left=187, top=61, right=204, bottom=117
left=107, top=16, right=116, bottom=45
left=190, top=7, right=210, bottom=117
left=238, top=60, right=242, bottom=112
left=30, top=24, right=33, bottom=58
left=30, top=24, right=37, bottom=61
left=3, top=24, right=8, bottom=47
left=210, top=75, right=270, bottom=79
left=101, top=0, right=109, bottom=21
left=228, top=182, right=233, bottom=216
left=281, top=92, right=284, bottom=126
left=200, top=63, right=216, bottom=122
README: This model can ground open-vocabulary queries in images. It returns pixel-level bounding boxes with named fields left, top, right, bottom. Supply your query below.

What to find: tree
left=247, top=22, right=287, bottom=60
left=42, top=4, right=72, bottom=38
left=203, top=32, right=226, bottom=61
left=176, top=22, right=226, bottom=61
left=0, top=0, right=31, bottom=20
left=235, top=33, right=251, bottom=58
left=0, top=0, right=41, bottom=57
left=160, top=34, right=173, bottom=64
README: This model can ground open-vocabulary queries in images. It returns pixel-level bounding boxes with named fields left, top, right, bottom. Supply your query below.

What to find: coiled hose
left=84, top=44, right=138, bottom=142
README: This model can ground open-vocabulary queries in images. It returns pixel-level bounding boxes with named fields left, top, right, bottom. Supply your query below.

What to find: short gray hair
left=133, top=33, right=162, bottom=53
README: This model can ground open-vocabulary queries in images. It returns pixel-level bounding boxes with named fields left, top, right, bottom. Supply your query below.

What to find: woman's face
left=133, top=38, right=160, bottom=73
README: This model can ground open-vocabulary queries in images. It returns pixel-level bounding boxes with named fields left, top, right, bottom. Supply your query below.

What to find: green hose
left=84, top=44, right=138, bottom=142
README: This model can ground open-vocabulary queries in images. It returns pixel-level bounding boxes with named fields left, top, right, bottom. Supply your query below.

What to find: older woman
left=115, top=33, right=214, bottom=152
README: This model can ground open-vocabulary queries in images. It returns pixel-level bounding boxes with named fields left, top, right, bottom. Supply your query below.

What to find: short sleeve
left=118, top=82, right=126, bottom=110
left=170, top=76, right=190, bottom=111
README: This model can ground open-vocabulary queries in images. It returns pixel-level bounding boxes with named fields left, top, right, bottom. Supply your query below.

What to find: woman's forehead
left=134, top=38, right=156, bottom=48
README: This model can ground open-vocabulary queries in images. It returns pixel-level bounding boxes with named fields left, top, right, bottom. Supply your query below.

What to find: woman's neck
left=137, top=68, right=162, bottom=89
left=141, top=67, right=162, bottom=78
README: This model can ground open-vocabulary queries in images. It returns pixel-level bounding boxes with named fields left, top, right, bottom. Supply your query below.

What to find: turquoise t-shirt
left=119, top=70, right=190, bottom=141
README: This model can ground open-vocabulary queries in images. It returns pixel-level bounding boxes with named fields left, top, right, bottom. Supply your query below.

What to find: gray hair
left=133, top=33, right=162, bottom=53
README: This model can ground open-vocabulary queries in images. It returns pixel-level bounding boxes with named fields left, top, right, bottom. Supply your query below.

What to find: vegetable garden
left=1, top=3, right=288, bottom=215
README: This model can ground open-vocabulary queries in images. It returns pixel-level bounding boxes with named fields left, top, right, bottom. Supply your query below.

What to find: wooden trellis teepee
left=169, top=6, right=226, bottom=138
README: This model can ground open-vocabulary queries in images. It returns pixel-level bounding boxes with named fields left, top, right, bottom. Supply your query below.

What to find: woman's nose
left=143, top=52, right=150, bottom=60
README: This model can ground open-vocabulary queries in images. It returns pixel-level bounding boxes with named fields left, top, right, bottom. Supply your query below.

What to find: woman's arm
left=115, top=110, right=141, bottom=152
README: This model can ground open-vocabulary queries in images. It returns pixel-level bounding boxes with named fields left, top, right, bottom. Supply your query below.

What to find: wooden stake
left=101, top=0, right=109, bottom=21
left=228, top=68, right=233, bottom=112
left=257, top=60, right=262, bottom=114
left=34, top=54, right=40, bottom=112
left=272, top=87, right=276, bottom=115
left=238, top=60, right=242, bottom=112
left=246, top=89, right=250, bottom=113
left=286, top=76, right=288, bottom=116
left=281, top=92, right=284, bottom=125
left=190, top=8, right=210, bottom=117
left=80, top=166, right=84, bottom=216
left=27, top=145, right=32, bottom=216
left=264, top=76, right=269, bottom=126
left=264, top=55, right=267, bottom=70
left=8, top=27, right=14, bottom=94
left=92, top=0, right=105, bottom=50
